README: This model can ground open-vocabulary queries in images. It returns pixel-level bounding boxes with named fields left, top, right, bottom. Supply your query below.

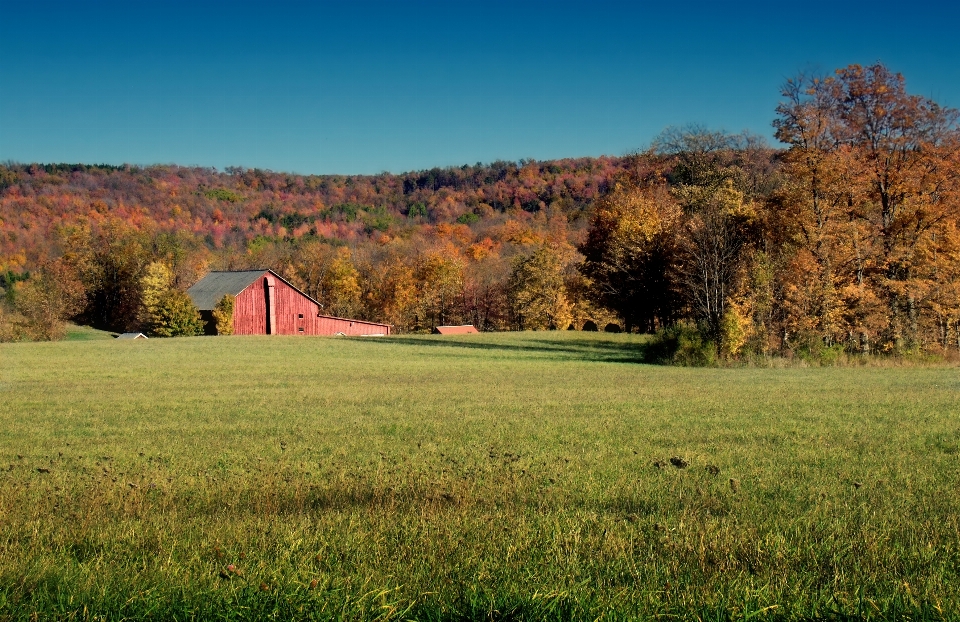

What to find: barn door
left=264, top=276, right=277, bottom=334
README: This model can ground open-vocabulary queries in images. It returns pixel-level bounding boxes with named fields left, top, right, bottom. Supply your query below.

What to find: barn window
left=298, top=313, right=303, bottom=319
left=298, top=327, right=304, bottom=333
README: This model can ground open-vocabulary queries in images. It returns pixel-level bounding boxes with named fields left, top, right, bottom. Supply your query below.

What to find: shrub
left=646, top=322, right=718, bottom=366
left=149, top=290, right=204, bottom=337
left=212, top=294, right=234, bottom=336
left=795, top=338, right=847, bottom=366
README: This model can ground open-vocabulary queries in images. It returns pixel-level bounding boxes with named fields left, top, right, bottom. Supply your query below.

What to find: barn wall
left=234, top=278, right=269, bottom=335
left=233, top=272, right=390, bottom=336
left=311, top=314, right=391, bottom=336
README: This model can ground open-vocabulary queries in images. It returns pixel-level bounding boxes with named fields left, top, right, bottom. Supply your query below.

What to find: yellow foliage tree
left=139, top=261, right=173, bottom=328
left=579, top=180, right=683, bottom=332
left=675, top=180, right=758, bottom=340
left=323, top=247, right=362, bottom=318
left=140, top=261, right=202, bottom=337
left=509, top=245, right=573, bottom=331
left=212, top=294, right=234, bottom=335
left=414, top=248, right=464, bottom=330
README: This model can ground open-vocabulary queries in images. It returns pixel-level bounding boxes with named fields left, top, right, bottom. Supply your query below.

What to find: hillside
left=0, top=147, right=783, bottom=336
left=0, top=157, right=627, bottom=271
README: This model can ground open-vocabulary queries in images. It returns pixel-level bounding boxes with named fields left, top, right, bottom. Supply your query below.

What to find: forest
left=3, top=63, right=960, bottom=361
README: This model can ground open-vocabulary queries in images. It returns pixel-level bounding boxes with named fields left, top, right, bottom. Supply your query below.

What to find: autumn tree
left=139, top=261, right=203, bottom=337
left=653, top=125, right=781, bottom=200
left=675, top=180, right=759, bottom=340
left=212, top=294, right=235, bottom=335
left=139, top=262, right=173, bottom=328
left=149, top=231, right=210, bottom=290
left=414, top=248, right=464, bottom=330
left=774, top=63, right=960, bottom=353
left=767, top=74, right=853, bottom=350
left=579, top=180, right=682, bottom=332
left=11, top=260, right=85, bottom=341
left=462, top=255, right=511, bottom=332
left=59, top=220, right=150, bottom=333
left=360, top=253, right=419, bottom=331
left=289, top=240, right=335, bottom=302
left=290, top=242, right=363, bottom=319
left=509, top=245, right=574, bottom=331
left=321, top=247, right=363, bottom=319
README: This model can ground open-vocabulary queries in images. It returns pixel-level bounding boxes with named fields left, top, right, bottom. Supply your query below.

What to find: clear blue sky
left=2, top=1, right=959, bottom=175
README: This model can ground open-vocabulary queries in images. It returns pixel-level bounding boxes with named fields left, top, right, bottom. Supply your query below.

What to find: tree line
left=3, top=63, right=959, bottom=360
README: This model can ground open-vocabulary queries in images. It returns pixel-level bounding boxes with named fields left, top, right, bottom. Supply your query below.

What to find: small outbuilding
left=433, top=325, right=479, bottom=335
left=116, top=332, right=148, bottom=339
left=187, top=269, right=391, bottom=336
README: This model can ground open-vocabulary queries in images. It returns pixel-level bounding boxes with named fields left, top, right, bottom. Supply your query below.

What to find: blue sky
left=2, top=1, right=959, bottom=175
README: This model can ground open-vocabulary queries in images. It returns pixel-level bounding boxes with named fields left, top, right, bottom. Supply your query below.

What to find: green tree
left=149, top=290, right=203, bottom=337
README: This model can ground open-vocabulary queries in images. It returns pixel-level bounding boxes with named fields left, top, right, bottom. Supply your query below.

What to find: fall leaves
left=579, top=62, right=960, bottom=358
left=773, top=63, right=960, bottom=354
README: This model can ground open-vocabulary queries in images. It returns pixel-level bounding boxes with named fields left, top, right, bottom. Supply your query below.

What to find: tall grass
left=1, top=332, right=959, bottom=620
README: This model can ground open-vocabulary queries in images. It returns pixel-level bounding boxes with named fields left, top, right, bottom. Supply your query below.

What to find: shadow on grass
left=372, top=335, right=658, bottom=365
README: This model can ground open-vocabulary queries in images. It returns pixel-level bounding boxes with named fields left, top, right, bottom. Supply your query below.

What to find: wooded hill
left=0, top=155, right=638, bottom=337
left=0, top=156, right=622, bottom=269
left=3, top=63, right=960, bottom=361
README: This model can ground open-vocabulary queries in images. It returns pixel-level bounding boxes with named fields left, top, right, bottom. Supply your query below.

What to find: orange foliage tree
left=774, top=63, right=960, bottom=353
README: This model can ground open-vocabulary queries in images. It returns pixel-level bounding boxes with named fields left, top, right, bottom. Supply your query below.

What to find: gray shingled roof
left=186, top=270, right=266, bottom=310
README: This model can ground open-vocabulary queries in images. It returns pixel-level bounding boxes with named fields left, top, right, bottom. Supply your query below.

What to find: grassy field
left=63, top=323, right=116, bottom=341
left=1, top=332, right=959, bottom=620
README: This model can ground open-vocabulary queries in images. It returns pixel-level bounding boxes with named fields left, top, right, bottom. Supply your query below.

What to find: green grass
left=1, top=331, right=959, bottom=620
left=63, top=323, right=116, bottom=341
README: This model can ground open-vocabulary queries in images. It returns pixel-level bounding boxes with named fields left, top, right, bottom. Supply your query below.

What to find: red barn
left=187, top=269, right=391, bottom=336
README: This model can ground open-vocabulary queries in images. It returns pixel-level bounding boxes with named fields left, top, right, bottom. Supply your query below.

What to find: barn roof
left=433, top=325, right=479, bottom=335
left=186, top=270, right=267, bottom=310
left=116, top=332, right=148, bottom=339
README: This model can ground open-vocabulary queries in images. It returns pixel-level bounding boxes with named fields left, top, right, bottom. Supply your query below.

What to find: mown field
left=1, top=332, right=959, bottom=620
